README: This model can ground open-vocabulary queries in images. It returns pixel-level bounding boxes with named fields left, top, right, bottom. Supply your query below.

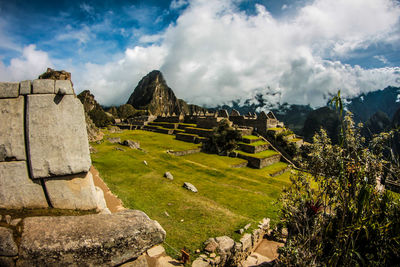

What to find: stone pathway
left=241, top=239, right=284, bottom=267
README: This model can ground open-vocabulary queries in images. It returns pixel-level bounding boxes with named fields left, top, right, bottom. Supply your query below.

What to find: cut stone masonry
left=0, top=79, right=94, bottom=210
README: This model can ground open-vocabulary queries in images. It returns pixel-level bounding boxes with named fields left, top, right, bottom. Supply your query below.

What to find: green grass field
left=91, top=130, right=292, bottom=258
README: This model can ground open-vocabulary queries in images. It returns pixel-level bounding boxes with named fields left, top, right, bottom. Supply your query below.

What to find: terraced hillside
left=90, top=130, right=292, bottom=258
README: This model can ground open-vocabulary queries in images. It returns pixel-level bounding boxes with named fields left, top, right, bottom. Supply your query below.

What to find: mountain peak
left=127, top=70, right=207, bottom=116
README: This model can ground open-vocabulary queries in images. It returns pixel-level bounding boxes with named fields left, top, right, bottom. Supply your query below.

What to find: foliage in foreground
left=279, top=112, right=400, bottom=266
left=203, top=119, right=242, bottom=155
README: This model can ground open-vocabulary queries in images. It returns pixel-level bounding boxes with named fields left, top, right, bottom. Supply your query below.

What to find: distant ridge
left=127, top=70, right=206, bottom=115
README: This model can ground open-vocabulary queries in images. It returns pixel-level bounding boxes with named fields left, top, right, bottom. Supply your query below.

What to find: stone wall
left=0, top=79, right=103, bottom=211
left=0, top=79, right=166, bottom=267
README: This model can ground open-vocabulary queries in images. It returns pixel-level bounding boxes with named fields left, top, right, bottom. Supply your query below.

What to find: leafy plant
left=278, top=92, right=400, bottom=266
left=203, top=119, right=242, bottom=155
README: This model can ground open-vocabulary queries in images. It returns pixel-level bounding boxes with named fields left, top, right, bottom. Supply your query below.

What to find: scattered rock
left=108, top=137, right=121, bottom=144
left=0, top=227, right=18, bottom=256
left=89, top=145, right=97, bottom=154
left=240, top=233, right=252, bottom=252
left=115, top=147, right=125, bottom=151
left=164, top=211, right=170, bottom=217
left=209, top=253, right=216, bottom=258
left=0, top=256, right=16, bottom=267
left=108, top=126, right=122, bottom=133
left=204, top=238, right=218, bottom=253
left=96, top=140, right=102, bottom=144
left=120, top=140, right=140, bottom=149
left=4, top=215, right=11, bottom=224
left=164, top=172, right=173, bottom=180
left=182, top=182, right=198, bottom=193
left=192, top=258, right=210, bottom=267
left=38, top=68, right=71, bottom=81
left=244, top=223, right=251, bottom=230
left=17, top=210, right=166, bottom=266
left=147, top=245, right=165, bottom=258
left=215, top=236, right=235, bottom=254
left=195, top=249, right=201, bottom=254
left=258, top=218, right=270, bottom=230
left=143, top=161, right=148, bottom=166
left=10, top=219, right=21, bottom=227
left=180, top=219, right=184, bottom=222
left=120, top=254, right=148, bottom=267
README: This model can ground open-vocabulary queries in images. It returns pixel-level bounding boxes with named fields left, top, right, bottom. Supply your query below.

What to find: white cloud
left=73, top=45, right=167, bottom=106
left=170, top=0, right=189, bottom=10
left=76, top=0, right=400, bottom=107
left=0, top=44, right=52, bottom=81
left=80, top=3, right=94, bottom=14
left=373, top=55, right=389, bottom=64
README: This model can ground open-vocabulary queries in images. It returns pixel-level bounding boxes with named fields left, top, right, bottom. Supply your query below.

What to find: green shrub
left=88, top=107, right=113, bottom=127
left=203, top=119, right=242, bottom=155
left=278, top=93, right=400, bottom=266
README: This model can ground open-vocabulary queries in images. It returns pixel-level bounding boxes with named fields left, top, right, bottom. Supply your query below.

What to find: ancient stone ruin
left=0, top=80, right=165, bottom=266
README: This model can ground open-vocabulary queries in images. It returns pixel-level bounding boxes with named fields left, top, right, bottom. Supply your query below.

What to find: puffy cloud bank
left=79, top=0, right=400, bottom=107
left=2, top=0, right=400, bottom=107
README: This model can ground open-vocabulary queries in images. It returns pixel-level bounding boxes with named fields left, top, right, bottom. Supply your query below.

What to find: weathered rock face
left=38, top=68, right=71, bottom=81
left=127, top=70, right=206, bottom=116
left=27, top=94, right=91, bottom=178
left=127, top=70, right=181, bottom=115
left=18, top=210, right=166, bottom=267
left=78, top=90, right=113, bottom=128
left=77, top=90, right=99, bottom=113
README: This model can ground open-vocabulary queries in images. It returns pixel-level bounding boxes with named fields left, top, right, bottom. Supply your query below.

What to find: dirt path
left=91, top=166, right=126, bottom=213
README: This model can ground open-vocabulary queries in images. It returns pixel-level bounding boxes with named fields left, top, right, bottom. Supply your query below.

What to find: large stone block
left=0, top=161, right=48, bottom=209
left=0, top=82, right=19, bottom=98
left=0, top=97, right=26, bottom=161
left=18, top=210, right=166, bottom=267
left=27, top=94, right=91, bottom=178
left=44, top=172, right=98, bottom=210
left=32, top=79, right=54, bottom=94
left=55, top=80, right=74, bottom=95
left=20, top=80, right=31, bottom=95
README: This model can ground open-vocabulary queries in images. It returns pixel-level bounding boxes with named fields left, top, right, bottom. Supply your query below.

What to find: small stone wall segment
left=27, top=94, right=91, bottom=178
left=17, top=210, right=166, bottom=267
left=0, top=161, right=48, bottom=209
left=0, top=82, right=19, bottom=98
left=0, top=97, right=26, bottom=161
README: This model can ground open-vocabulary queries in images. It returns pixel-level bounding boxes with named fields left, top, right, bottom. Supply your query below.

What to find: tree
left=278, top=92, right=400, bottom=266
left=203, top=119, right=242, bottom=155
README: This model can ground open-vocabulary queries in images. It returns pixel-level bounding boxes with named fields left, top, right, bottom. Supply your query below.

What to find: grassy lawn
left=236, top=149, right=279, bottom=159
left=242, top=135, right=261, bottom=140
left=91, top=130, right=292, bottom=258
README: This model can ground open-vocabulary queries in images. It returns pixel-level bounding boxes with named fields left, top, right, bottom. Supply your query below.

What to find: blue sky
left=0, top=0, right=400, bottom=107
